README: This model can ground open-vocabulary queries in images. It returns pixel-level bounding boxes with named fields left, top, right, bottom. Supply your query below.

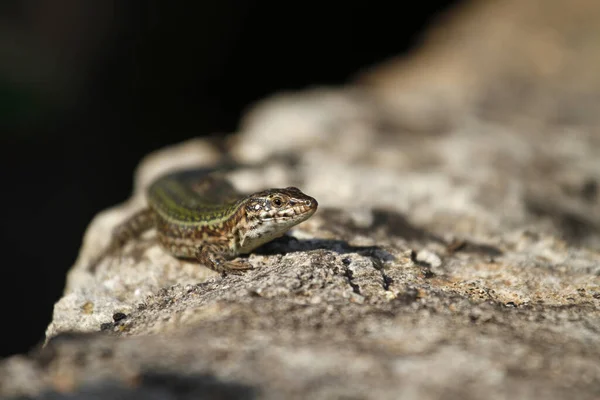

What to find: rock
left=2, top=1, right=600, bottom=399
left=358, top=0, right=600, bottom=131
left=1, top=92, right=595, bottom=400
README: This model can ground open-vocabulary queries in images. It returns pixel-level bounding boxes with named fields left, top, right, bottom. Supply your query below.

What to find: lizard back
left=147, top=169, right=246, bottom=227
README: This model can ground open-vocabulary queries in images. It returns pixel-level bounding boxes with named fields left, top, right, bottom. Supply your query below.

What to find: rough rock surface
left=3, top=2, right=600, bottom=399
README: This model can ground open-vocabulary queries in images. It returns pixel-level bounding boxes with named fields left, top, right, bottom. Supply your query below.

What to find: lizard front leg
left=195, top=243, right=253, bottom=275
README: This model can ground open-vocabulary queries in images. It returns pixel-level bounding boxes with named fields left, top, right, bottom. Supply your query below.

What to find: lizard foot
left=196, top=245, right=253, bottom=275
left=219, top=259, right=254, bottom=276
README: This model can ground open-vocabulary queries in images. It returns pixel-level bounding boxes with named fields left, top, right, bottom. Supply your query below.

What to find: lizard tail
left=87, top=208, right=156, bottom=272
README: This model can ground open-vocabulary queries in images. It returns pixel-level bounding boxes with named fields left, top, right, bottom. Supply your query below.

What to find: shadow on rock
left=525, top=195, right=600, bottom=248
left=255, top=236, right=396, bottom=263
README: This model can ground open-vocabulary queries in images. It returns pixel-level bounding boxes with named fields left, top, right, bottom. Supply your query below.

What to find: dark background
left=0, top=0, right=460, bottom=358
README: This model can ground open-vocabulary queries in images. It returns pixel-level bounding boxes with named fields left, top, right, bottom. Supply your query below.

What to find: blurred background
left=0, top=1, right=460, bottom=357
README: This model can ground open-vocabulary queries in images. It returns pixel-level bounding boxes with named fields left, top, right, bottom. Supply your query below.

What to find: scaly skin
left=88, top=169, right=318, bottom=274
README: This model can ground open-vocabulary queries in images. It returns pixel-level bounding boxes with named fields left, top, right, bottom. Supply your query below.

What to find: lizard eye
left=272, top=197, right=283, bottom=207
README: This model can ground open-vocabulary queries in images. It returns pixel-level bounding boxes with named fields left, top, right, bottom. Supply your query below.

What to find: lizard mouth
left=260, top=201, right=318, bottom=222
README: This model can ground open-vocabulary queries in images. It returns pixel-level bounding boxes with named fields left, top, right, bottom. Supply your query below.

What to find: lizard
left=87, top=167, right=318, bottom=275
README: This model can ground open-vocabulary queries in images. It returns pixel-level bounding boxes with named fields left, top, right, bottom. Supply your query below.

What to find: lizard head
left=239, top=186, right=318, bottom=251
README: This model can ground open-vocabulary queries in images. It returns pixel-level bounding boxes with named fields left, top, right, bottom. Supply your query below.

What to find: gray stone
left=1, top=92, right=596, bottom=399
left=2, top=1, right=600, bottom=398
